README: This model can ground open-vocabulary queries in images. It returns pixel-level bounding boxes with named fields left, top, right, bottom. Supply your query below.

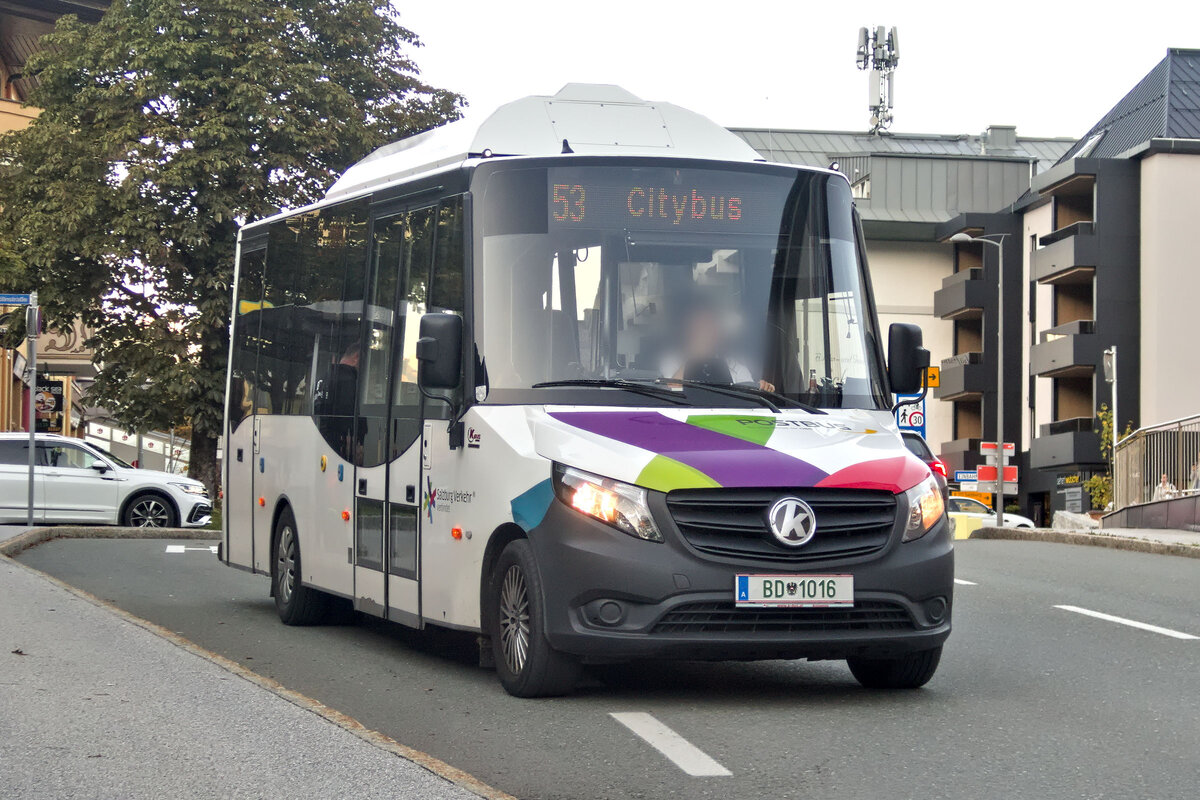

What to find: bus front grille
left=665, top=487, right=897, bottom=562
left=651, top=601, right=915, bottom=635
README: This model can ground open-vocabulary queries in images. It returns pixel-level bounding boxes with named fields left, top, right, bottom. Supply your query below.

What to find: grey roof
left=1057, top=48, right=1200, bottom=162
left=729, top=127, right=1074, bottom=175
left=729, top=125, right=1074, bottom=234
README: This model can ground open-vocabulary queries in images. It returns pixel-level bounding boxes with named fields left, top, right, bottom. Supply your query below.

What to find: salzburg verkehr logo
left=767, top=497, right=817, bottom=547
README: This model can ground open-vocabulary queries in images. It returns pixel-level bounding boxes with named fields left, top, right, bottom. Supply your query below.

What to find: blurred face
left=684, top=307, right=723, bottom=358
left=1161, top=474, right=1169, bottom=484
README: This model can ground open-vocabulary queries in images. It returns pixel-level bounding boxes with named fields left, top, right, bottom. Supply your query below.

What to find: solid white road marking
left=1054, top=605, right=1198, bottom=640
left=164, top=545, right=219, bottom=554
left=609, top=712, right=731, bottom=777
left=954, top=579, right=977, bottom=586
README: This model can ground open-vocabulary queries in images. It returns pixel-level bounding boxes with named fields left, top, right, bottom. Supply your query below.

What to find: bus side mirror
left=887, top=323, right=929, bottom=394
left=416, top=313, right=463, bottom=391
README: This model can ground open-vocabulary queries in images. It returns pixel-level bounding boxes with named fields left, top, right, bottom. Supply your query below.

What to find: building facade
left=1, top=1, right=109, bottom=438
left=730, top=126, right=1074, bottom=459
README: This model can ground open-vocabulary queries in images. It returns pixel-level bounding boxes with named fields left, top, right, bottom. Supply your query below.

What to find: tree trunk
left=189, top=427, right=219, bottom=499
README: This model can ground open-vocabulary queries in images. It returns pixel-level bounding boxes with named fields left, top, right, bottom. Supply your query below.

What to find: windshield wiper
left=651, top=379, right=827, bottom=415
left=531, top=379, right=693, bottom=406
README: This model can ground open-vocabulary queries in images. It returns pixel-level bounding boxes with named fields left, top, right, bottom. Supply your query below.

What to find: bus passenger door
left=352, top=207, right=432, bottom=626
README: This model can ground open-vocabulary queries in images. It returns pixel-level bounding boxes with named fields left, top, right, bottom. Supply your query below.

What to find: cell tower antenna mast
left=856, top=26, right=899, bottom=134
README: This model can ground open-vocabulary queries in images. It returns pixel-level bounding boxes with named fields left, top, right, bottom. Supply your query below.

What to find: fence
left=1113, top=412, right=1200, bottom=511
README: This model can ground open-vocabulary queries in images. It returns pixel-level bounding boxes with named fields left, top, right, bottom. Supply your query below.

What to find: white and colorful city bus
left=221, top=84, right=952, bottom=697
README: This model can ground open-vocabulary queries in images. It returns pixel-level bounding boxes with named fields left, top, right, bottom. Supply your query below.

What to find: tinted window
left=389, top=206, right=437, bottom=458
left=902, top=433, right=934, bottom=461
left=229, top=244, right=266, bottom=432
left=0, top=440, right=29, bottom=465
left=258, top=200, right=369, bottom=422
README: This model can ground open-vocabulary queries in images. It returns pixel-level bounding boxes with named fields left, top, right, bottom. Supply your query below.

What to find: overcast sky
left=396, top=0, right=1199, bottom=140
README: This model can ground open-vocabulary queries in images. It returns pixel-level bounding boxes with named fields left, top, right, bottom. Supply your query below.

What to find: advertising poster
left=35, top=379, right=64, bottom=433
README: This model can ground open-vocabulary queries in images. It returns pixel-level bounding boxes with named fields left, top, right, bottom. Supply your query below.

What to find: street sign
left=953, top=490, right=994, bottom=505
left=894, top=394, right=925, bottom=438
left=925, top=366, right=940, bottom=388
left=0, top=293, right=32, bottom=305
left=954, top=470, right=977, bottom=483
left=977, top=464, right=1018, bottom=495
left=979, top=442, right=1016, bottom=456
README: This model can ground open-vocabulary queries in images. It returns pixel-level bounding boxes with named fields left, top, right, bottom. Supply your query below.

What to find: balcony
left=1032, top=223, right=1098, bottom=285
left=1030, top=418, right=1104, bottom=470
left=935, top=352, right=992, bottom=401
left=933, top=268, right=989, bottom=320
left=1029, top=321, right=1100, bottom=378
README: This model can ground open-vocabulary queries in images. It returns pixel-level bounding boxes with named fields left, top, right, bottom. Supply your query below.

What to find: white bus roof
left=324, top=83, right=765, bottom=200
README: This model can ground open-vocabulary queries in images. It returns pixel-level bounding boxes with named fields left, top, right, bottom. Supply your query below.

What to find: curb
left=0, top=525, right=215, bottom=557
left=967, top=526, right=1200, bottom=560
left=2, top=529, right=517, bottom=800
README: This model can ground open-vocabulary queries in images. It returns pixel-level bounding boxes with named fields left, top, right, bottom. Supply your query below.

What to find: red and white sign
left=977, top=465, right=1018, bottom=483
left=979, top=442, right=1016, bottom=455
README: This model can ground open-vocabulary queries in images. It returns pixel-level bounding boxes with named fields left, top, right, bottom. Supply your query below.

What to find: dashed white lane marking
left=165, top=545, right=218, bottom=554
left=954, top=579, right=977, bottom=586
left=610, top=712, right=731, bottom=777
left=1054, top=605, right=1198, bottom=640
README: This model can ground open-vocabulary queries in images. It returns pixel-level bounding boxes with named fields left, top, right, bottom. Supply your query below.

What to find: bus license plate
left=734, top=574, right=853, bottom=608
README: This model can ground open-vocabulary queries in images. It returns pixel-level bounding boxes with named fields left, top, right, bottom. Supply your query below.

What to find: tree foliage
left=0, top=0, right=463, bottom=489
left=1084, top=403, right=1134, bottom=509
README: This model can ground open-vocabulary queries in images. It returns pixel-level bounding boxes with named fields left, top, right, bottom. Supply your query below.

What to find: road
left=18, top=538, right=1200, bottom=800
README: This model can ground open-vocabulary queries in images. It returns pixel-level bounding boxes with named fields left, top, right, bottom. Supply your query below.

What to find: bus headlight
left=552, top=464, right=663, bottom=542
left=903, top=476, right=945, bottom=542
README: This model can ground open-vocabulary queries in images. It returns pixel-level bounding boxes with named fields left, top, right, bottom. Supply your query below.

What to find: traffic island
left=0, top=525, right=214, bottom=557
left=968, top=525, right=1200, bottom=559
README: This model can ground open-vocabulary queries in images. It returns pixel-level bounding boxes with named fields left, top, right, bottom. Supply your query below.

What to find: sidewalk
left=1097, top=526, right=1200, bottom=547
left=0, top=555, right=489, bottom=800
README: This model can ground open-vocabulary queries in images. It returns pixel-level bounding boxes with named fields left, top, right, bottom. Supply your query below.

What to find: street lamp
left=949, top=232, right=1009, bottom=528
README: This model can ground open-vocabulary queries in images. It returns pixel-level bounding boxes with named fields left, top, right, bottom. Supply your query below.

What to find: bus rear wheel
left=273, top=507, right=331, bottom=625
left=488, top=539, right=579, bottom=697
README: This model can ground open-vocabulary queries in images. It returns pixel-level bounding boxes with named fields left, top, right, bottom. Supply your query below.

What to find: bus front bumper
left=527, top=496, right=954, bottom=662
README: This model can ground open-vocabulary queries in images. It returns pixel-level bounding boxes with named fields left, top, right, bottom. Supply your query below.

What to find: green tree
left=0, top=0, right=462, bottom=492
left=1084, top=403, right=1133, bottom=509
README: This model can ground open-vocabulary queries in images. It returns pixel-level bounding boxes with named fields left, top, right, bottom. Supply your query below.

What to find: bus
left=221, top=84, right=953, bottom=697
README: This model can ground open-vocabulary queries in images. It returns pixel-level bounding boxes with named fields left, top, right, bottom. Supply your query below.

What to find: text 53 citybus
left=221, top=84, right=952, bottom=697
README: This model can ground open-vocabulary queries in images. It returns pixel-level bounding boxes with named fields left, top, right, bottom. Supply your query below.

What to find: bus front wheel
left=273, top=507, right=330, bottom=625
left=487, top=539, right=579, bottom=697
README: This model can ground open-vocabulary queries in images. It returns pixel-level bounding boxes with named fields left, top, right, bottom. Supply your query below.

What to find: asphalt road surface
left=19, top=539, right=1200, bottom=800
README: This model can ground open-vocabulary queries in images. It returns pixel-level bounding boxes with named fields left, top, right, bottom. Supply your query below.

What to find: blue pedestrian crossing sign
left=894, top=394, right=926, bottom=438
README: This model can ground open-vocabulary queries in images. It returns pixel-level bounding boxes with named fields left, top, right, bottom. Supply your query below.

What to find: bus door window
left=389, top=205, right=436, bottom=458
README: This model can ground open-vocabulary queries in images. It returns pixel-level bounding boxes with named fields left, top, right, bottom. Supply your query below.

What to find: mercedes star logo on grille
left=767, top=496, right=817, bottom=547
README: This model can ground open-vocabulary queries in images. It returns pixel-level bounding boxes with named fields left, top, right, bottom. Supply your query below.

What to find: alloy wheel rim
left=130, top=499, right=168, bottom=527
left=498, top=565, right=531, bottom=674
left=277, top=526, right=296, bottom=604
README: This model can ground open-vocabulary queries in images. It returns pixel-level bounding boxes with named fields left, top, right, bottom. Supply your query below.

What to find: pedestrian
left=1151, top=473, right=1177, bottom=501
left=1190, top=460, right=1200, bottom=491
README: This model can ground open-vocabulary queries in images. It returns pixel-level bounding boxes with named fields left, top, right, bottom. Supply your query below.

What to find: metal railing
left=1113, top=412, right=1200, bottom=510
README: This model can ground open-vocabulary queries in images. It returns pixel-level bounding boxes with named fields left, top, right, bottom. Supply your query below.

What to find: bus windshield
left=474, top=162, right=889, bottom=410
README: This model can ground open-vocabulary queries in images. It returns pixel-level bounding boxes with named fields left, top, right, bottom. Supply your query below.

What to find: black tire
left=122, top=492, right=178, bottom=528
left=272, top=507, right=330, bottom=625
left=487, top=539, right=580, bottom=697
left=848, top=645, right=942, bottom=689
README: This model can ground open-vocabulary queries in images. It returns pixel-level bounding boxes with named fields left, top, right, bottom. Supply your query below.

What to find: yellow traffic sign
left=925, top=366, right=940, bottom=388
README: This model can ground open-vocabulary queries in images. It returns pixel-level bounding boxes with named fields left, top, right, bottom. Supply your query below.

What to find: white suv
left=0, top=433, right=211, bottom=528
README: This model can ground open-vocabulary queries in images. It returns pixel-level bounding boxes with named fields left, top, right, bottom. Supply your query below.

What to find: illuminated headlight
left=902, top=475, right=945, bottom=542
left=171, top=482, right=208, bottom=496
left=552, top=464, right=663, bottom=542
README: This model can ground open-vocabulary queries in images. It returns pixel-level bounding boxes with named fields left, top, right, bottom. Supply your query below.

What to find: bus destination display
left=547, top=168, right=788, bottom=235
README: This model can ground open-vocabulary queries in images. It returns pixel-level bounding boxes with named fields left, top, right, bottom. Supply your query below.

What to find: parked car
left=947, top=495, right=1035, bottom=529
left=900, top=431, right=948, bottom=496
left=0, top=433, right=210, bottom=527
